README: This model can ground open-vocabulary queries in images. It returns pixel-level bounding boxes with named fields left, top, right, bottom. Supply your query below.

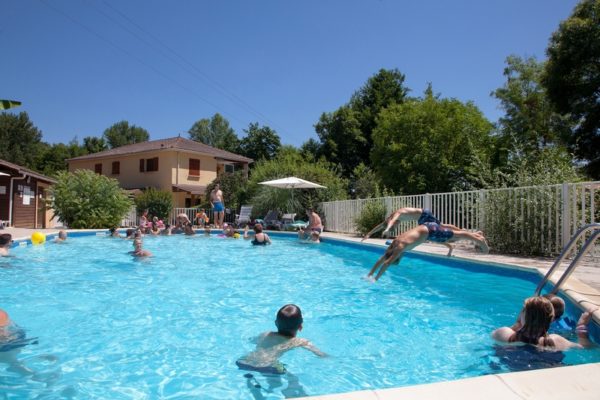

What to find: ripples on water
left=0, top=234, right=598, bottom=399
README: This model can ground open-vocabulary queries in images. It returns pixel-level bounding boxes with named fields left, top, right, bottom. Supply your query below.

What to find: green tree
left=83, top=136, right=108, bottom=154
left=37, top=139, right=87, bottom=176
left=352, top=163, right=384, bottom=199
left=49, top=169, right=132, bottom=229
left=543, top=0, right=600, bottom=178
left=0, top=112, right=44, bottom=169
left=493, top=55, right=572, bottom=158
left=299, top=138, right=321, bottom=160
left=247, top=150, right=348, bottom=218
left=371, top=87, right=494, bottom=194
left=103, top=121, right=150, bottom=149
left=134, top=188, right=174, bottom=220
left=188, top=113, right=240, bottom=153
left=315, top=69, right=409, bottom=177
left=315, top=106, right=363, bottom=177
left=239, top=122, right=281, bottom=161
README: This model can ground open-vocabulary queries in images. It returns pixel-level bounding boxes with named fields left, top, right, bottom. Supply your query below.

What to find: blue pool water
left=1, top=233, right=599, bottom=399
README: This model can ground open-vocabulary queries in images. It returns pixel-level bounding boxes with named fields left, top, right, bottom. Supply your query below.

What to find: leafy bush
left=134, top=187, right=173, bottom=220
left=247, top=147, right=348, bottom=218
left=354, top=201, right=386, bottom=237
left=49, top=170, right=132, bottom=229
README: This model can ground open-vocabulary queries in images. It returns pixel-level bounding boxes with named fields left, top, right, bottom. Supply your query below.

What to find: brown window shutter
left=112, top=161, right=120, bottom=175
left=95, top=163, right=102, bottom=174
left=189, top=159, right=200, bottom=176
left=139, top=159, right=145, bottom=172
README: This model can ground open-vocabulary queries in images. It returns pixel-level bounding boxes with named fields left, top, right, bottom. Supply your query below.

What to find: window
left=224, top=164, right=234, bottom=173
left=94, top=163, right=102, bottom=174
left=139, top=157, right=159, bottom=173
left=111, top=161, right=120, bottom=175
left=146, top=157, right=159, bottom=172
left=188, top=158, right=200, bottom=177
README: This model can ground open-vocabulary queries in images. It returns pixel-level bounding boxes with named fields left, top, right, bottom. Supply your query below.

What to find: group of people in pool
left=109, top=207, right=325, bottom=258
left=236, top=296, right=596, bottom=388
left=1, top=206, right=596, bottom=388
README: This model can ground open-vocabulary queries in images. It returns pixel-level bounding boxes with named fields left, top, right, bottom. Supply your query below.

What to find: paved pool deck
left=4, top=227, right=600, bottom=399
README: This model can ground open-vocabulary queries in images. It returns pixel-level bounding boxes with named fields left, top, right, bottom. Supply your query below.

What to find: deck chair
left=235, top=205, right=253, bottom=227
left=281, top=213, right=308, bottom=230
left=262, top=210, right=282, bottom=230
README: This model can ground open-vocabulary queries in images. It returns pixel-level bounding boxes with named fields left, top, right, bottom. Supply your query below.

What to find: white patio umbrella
left=258, top=176, right=326, bottom=204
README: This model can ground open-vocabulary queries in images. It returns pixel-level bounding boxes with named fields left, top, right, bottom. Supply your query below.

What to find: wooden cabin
left=0, top=159, right=56, bottom=228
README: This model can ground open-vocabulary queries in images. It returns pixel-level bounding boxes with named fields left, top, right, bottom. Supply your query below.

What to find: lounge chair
left=235, top=205, right=253, bottom=227
left=262, top=210, right=283, bottom=230
left=281, top=213, right=308, bottom=231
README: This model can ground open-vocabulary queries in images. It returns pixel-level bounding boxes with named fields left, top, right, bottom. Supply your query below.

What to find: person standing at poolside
left=210, top=183, right=225, bottom=228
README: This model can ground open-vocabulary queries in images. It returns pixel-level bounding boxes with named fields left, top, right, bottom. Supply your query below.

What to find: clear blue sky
left=2, top=0, right=579, bottom=147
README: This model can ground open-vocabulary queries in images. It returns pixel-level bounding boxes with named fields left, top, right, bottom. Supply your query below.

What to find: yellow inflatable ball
left=31, top=232, right=46, bottom=245
left=233, top=232, right=240, bottom=239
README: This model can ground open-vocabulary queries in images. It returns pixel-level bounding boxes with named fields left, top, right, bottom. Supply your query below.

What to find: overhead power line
left=38, top=0, right=254, bottom=129
left=97, top=0, right=287, bottom=136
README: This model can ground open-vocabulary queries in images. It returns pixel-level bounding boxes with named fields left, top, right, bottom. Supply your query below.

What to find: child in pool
left=0, top=234, right=13, bottom=257
left=54, top=230, right=68, bottom=243
left=130, top=238, right=152, bottom=258
left=236, top=304, right=326, bottom=375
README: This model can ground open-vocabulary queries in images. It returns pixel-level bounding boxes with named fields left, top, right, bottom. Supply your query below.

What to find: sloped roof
left=172, top=184, right=207, bottom=195
left=0, top=159, right=57, bottom=183
left=67, top=136, right=253, bottom=163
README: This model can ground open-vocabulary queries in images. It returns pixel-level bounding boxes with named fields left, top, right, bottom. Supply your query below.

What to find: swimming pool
left=1, top=232, right=599, bottom=399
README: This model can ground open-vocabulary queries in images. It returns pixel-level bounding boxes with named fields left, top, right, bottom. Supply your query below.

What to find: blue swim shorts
left=236, top=360, right=286, bottom=375
left=424, top=222, right=453, bottom=243
left=417, top=209, right=440, bottom=225
left=213, top=202, right=224, bottom=212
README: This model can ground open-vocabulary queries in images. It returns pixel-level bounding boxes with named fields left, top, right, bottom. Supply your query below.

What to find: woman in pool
left=367, top=222, right=488, bottom=281
left=243, top=224, right=271, bottom=245
left=492, top=296, right=595, bottom=350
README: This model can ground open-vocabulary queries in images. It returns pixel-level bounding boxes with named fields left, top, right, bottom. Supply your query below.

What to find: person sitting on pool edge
left=492, top=296, right=596, bottom=350
left=195, top=209, right=209, bottom=227
left=0, top=233, right=13, bottom=257
left=243, top=224, right=271, bottom=245
left=236, top=304, right=327, bottom=375
left=367, top=222, right=489, bottom=282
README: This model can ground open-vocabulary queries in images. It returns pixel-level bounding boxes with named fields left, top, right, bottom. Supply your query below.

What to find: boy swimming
left=236, top=304, right=326, bottom=375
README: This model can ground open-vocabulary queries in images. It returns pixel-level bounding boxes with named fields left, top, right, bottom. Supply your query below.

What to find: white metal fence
left=321, top=181, right=600, bottom=257
left=121, top=207, right=138, bottom=227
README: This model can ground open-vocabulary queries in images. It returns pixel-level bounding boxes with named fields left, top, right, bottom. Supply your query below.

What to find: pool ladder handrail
left=534, top=223, right=600, bottom=296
